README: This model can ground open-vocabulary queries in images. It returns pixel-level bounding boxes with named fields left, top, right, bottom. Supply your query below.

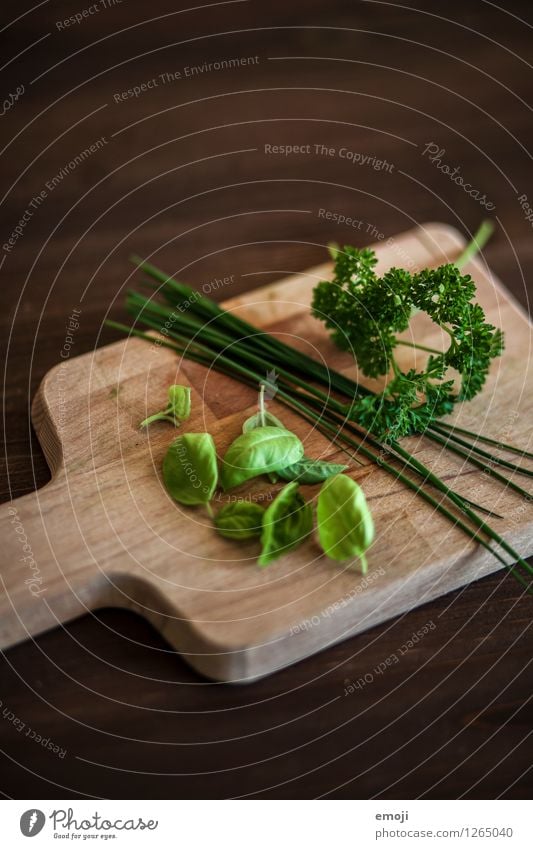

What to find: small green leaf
left=276, top=456, right=348, bottom=484
left=140, top=384, right=192, bottom=428
left=242, top=409, right=286, bottom=433
left=242, top=392, right=289, bottom=482
left=163, top=432, right=218, bottom=505
left=214, top=501, right=265, bottom=540
left=220, top=427, right=304, bottom=490
left=167, top=384, right=191, bottom=420
left=317, top=474, right=374, bottom=571
left=259, top=482, right=313, bottom=567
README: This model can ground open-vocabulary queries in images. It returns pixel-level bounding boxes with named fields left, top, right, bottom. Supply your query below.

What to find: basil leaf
left=242, top=409, right=286, bottom=433
left=241, top=393, right=291, bottom=487
left=259, top=482, right=313, bottom=567
left=317, top=474, right=374, bottom=570
left=214, top=501, right=265, bottom=540
left=163, top=432, right=218, bottom=505
left=167, top=384, right=191, bottom=421
left=220, top=426, right=304, bottom=490
left=276, top=456, right=348, bottom=485
left=242, top=410, right=288, bottom=483
left=140, top=383, right=191, bottom=428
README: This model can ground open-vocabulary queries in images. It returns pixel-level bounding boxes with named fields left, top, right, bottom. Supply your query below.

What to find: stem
left=434, top=421, right=533, bottom=461
left=139, top=411, right=175, bottom=428
left=127, top=295, right=342, bottom=413
left=395, top=340, right=442, bottom=355
left=425, top=428, right=531, bottom=501
left=390, top=356, right=402, bottom=377
left=439, top=323, right=458, bottom=350
left=455, top=220, right=494, bottom=269
left=258, top=383, right=266, bottom=425
left=390, top=440, right=533, bottom=578
left=429, top=422, right=533, bottom=478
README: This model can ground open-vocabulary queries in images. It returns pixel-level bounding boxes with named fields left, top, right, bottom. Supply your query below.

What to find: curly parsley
left=312, top=246, right=504, bottom=441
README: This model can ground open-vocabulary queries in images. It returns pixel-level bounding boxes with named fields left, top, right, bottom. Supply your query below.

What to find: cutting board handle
left=0, top=487, right=111, bottom=650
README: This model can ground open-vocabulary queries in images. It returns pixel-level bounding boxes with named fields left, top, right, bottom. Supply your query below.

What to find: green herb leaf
left=214, top=501, right=265, bottom=540
left=167, top=384, right=192, bottom=420
left=220, top=426, right=304, bottom=490
left=243, top=383, right=287, bottom=432
left=276, top=456, right=348, bottom=484
left=317, top=474, right=374, bottom=571
left=259, top=482, right=313, bottom=566
left=242, top=410, right=286, bottom=433
left=140, top=384, right=192, bottom=428
left=163, top=432, right=218, bottom=505
left=242, top=389, right=290, bottom=482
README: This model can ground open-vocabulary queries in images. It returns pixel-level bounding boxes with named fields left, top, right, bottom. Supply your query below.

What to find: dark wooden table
left=1, top=0, right=532, bottom=799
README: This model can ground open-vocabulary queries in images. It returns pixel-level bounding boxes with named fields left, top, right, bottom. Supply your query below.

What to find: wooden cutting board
left=1, top=223, right=532, bottom=682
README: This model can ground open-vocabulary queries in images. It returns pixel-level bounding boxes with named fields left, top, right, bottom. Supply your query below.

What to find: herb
left=220, top=426, right=304, bottom=490
left=317, top=474, right=374, bottom=571
left=242, top=384, right=286, bottom=432
left=242, top=409, right=286, bottom=432
left=276, top=457, right=348, bottom=484
left=140, top=384, right=191, bottom=428
left=312, top=232, right=503, bottom=441
left=162, top=432, right=218, bottom=505
left=259, top=482, right=313, bottom=566
left=214, top=500, right=265, bottom=540
left=242, top=386, right=288, bottom=482
left=245, top=386, right=348, bottom=483
left=107, top=222, right=533, bottom=591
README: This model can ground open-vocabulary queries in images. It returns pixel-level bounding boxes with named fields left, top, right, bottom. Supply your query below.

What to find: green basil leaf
left=163, top=432, right=218, bottom=505
left=317, top=474, right=374, bottom=570
left=276, top=456, right=348, bottom=485
left=167, top=384, right=191, bottom=421
left=259, top=482, right=313, bottom=567
left=214, top=501, right=265, bottom=540
left=242, top=408, right=288, bottom=483
left=220, top=426, right=304, bottom=491
left=242, top=409, right=286, bottom=433
left=140, top=383, right=191, bottom=428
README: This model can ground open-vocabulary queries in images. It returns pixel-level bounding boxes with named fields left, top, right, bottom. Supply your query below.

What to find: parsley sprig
left=312, top=228, right=504, bottom=441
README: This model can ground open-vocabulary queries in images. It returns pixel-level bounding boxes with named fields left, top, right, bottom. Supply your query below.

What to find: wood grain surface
left=1, top=0, right=532, bottom=800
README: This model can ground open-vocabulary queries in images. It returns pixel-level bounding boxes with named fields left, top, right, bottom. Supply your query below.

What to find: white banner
left=0, top=799, right=530, bottom=848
